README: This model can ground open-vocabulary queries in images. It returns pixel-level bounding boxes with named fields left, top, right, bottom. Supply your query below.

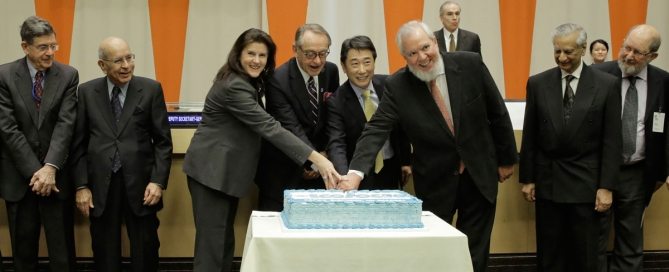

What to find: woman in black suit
left=183, top=28, right=340, bottom=272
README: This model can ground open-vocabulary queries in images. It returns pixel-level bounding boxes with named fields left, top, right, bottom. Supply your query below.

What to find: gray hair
left=552, top=23, right=587, bottom=48
left=20, top=16, right=55, bottom=44
left=294, top=23, right=331, bottom=47
left=395, top=21, right=435, bottom=55
left=439, top=1, right=461, bottom=16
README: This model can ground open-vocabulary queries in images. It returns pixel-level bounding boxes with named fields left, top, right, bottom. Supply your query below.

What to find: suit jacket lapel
left=342, top=82, right=366, bottom=127
left=564, top=65, right=597, bottom=137
left=457, top=30, right=465, bottom=51
left=14, top=59, right=39, bottom=126
left=116, top=78, right=142, bottom=134
left=444, top=55, right=459, bottom=138
left=94, top=78, right=117, bottom=132
left=645, top=67, right=661, bottom=122
left=435, top=29, right=447, bottom=53
left=409, top=66, right=453, bottom=138
left=544, top=68, right=565, bottom=134
left=288, top=59, right=312, bottom=120
left=38, top=64, right=61, bottom=127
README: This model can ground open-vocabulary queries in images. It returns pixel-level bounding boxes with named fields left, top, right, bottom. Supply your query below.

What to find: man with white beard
left=594, top=24, right=669, bottom=272
left=339, top=20, right=518, bottom=272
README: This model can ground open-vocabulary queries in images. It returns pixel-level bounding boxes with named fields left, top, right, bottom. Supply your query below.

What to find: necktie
left=622, top=76, right=638, bottom=162
left=307, top=76, right=318, bottom=125
left=430, top=80, right=464, bottom=173
left=430, top=79, right=454, bottom=134
left=449, top=33, right=456, bottom=52
left=563, top=75, right=575, bottom=122
left=110, top=86, right=122, bottom=172
left=362, top=90, right=384, bottom=173
left=33, top=71, right=44, bottom=108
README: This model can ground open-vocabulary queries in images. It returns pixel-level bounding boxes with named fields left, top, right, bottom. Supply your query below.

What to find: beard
left=408, top=56, right=444, bottom=82
left=618, top=58, right=646, bottom=76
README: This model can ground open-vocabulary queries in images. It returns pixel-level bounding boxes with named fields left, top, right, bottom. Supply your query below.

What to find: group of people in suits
left=0, top=16, right=173, bottom=271
left=521, top=23, right=669, bottom=272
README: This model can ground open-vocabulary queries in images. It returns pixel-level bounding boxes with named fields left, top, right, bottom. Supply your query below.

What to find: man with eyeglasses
left=71, top=36, right=172, bottom=271
left=520, top=23, right=621, bottom=272
left=0, top=16, right=78, bottom=271
left=256, top=23, right=339, bottom=211
left=593, top=24, right=669, bottom=272
left=340, top=21, right=516, bottom=272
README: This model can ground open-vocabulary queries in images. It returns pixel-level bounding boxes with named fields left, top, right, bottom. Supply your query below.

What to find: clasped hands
left=30, top=164, right=59, bottom=196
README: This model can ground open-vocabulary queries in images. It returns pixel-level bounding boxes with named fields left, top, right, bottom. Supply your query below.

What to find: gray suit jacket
left=519, top=65, right=622, bottom=203
left=435, top=28, right=481, bottom=55
left=349, top=52, right=517, bottom=218
left=0, top=58, right=78, bottom=201
left=183, top=74, right=312, bottom=198
left=72, top=76, right=173, bottom=217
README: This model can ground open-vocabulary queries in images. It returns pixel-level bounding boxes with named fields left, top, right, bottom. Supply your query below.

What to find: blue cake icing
left=281, top=190, right=423, bottom=229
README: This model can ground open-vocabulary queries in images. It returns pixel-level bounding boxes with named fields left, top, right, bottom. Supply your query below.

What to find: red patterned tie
left=33, top=71, right=44, bottom=108
left=430, top=79, right=454, bottom=134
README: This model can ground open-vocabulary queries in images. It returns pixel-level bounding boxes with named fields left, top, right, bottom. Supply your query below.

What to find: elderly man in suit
left=326, top=35, right=411, bottom=189
left=0, top=16, right=78, bottom=271
left=72, top=37, right=173, bottom=272
left=340, top=21, right=517, bottom=272
left=520, top=23, right=621, bottom=272
left=434, top=1, right=481, bottom=54
left=594, top=24, right=669, bottom=272
left=256, top=23, right=339, bottom=211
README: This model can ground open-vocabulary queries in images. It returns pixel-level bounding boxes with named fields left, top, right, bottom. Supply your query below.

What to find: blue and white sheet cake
left=281, top=190, right=423, bottom=229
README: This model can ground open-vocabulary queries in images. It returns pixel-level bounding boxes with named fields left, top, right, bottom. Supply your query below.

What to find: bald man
left=71, top=37, right=173, bottom=272
left=594, top=25, right=669, bottom=272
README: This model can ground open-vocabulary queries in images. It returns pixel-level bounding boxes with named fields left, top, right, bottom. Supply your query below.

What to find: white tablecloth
left=240, top=211, right=473, bottom=272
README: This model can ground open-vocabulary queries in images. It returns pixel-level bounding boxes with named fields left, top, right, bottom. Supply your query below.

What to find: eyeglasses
left=101, top=54, right=136, bottom=65
left=31, top=43, right=59, bottom=53
left=621, top=46, right=653, bottom=58
left=299, top=47, right=329, bottom=60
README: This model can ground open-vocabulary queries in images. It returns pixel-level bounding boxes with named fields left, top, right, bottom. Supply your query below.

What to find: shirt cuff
left=45, top=163, right=59, bottom=170
left=347, top=170, right=364, bottom=179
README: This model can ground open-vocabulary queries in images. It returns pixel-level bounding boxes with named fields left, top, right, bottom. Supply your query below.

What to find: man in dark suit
left=340, top=21, right=517, bottom=272
left=326, top=35, right=411, bottom=190
left=434, top=1, right=481, bottom=54
left=257, top=23, right=339, bottom=211
left=0, top=16, right=77, bottom=271
left=519, top=23, right=621, bottom=272
left=594, top=24, right=669, bottom=272
left=72, top=37, right=173, bottom=272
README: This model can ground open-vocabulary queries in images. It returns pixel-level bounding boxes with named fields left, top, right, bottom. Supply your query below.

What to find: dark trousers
left=536, top=199, right=600, bottom=272
left=188, top=176, right=239, bottom=272
left=90, top=170, right=160, bottom=272
left=6, top=190, right=70, bottom=272
left=599, top=162, right=646, bottom=272
left=436, top=170, right=496, bottom=272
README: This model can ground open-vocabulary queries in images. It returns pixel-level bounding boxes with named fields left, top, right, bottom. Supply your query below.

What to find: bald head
left=97, top=36, right=135, bottom=86
left=98, top=37, right=130, bottom=60
left=626, top=24, right=661, bottom=53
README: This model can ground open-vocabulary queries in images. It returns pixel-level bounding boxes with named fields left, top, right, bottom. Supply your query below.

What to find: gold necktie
left=449, top=33, right=456, bottom=52
left=362, top=90, right=384, bottom=173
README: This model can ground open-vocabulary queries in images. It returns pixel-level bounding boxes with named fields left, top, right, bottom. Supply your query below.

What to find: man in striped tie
left=257, top=23, right=340, bottom=211
left=0, top=16, right=79, bottom=271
